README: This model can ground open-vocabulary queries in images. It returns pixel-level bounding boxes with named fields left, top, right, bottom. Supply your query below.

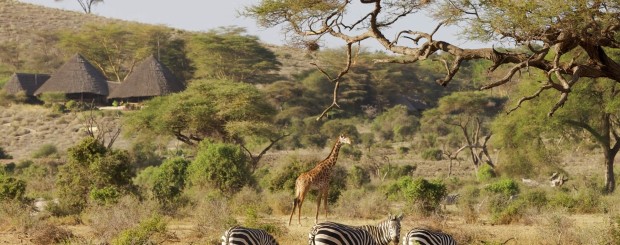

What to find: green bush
left=267, top=156, right=314, bottom=192
left=31, top=143, right=58, bottom=159
left=387, top=177, right=446, bottom=214
left=485, top=178, right=519, bottom=196
left=56, top=137, right=136, bottom=214
left=112, top=215, right=166, bottom=245
left=0, top=176, right=26, bottom=201
left=152, top=157, right=190, bottom=210
left=477, top=164, right=496, bottom=181
left=371, top=105, right=419, bottom=141
left=187, top=141, right=252, bottom=195
left=90, top=186, right=121, bottom=205
left=421, top=148, right=443, bottom=161
left=489, top=196, right=524, bottom=224
left=39, top=92, right=66, bottom=105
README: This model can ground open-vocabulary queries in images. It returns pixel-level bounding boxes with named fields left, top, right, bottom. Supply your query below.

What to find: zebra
left=402, top=228, right=456, bottom=245
left=221, top=226, right=279, bottom=245
left=308, top=214, right=403, bottom=245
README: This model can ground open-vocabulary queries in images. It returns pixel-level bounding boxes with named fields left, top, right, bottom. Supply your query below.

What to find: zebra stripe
left=221, top=226, right=279, bottom=245
left=403, top=228, right=456, bottom=245
left=309, top=214, right=403, bottom=245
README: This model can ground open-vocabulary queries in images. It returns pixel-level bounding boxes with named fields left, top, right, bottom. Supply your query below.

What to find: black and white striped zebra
left=403, top=228, right=456, bottom=245
left=308, top=214, right=403, bottom=245
left=221, top=226, right=279, bottom=245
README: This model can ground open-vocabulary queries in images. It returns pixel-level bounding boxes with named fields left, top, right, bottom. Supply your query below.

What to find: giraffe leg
left=314, top=191, right=322, bottom=224
left=297, top=195, right=305, bottom=225
left=288, top=197, right=298, bottom=226
left=323, top=188, right=329, bottom=219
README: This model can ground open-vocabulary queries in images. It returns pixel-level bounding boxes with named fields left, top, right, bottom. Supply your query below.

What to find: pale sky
left=18, top=0, right=488, bottom=50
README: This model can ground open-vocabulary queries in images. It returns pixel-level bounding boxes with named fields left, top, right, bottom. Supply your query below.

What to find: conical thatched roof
left=4, top=73, right=50, bottom=96
left=108, top=55, right=185, bottom=99
left=35, top=54, right=109, bottom=96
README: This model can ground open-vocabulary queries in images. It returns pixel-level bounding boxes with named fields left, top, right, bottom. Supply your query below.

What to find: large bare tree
left=246, top=0, right=620, bottom=115
left=246, top=0, right=620, bottom=191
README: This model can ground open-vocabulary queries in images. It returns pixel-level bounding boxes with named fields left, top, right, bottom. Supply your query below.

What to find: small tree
left=187, top=141, right=252, bottom=195
left=152, top=157, right=190, bottom=209
left=56, top=137, right=135, bottom=214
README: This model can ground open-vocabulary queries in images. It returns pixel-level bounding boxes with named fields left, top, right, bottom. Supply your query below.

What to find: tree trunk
left=604, top=153, right=615, bottom=193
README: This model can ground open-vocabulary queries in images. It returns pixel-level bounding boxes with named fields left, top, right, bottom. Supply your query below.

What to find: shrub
left=39, top=92, right=66, bottom=105
left=30, top=223, right=74, bottom=245
left=89, top=186, right=121, bottom=205
left=267, top=156, right=314, bottom=192
left=56, top=137, right=136, bottom=214
left=485, top=178, right=519, bottom=196
left=0, top=176, right=26, bottom=201
left=341, top=146, right=362, bottom=161
left=31, top=143, right=58, bottom=159
left=371, top=105, right=419, bottom=141
left=348, top=165, right=371, bottom=188
left=187, top=141, right=252, bottom=195
left=86, top=196, right=158, bottom=243
left=112, top=215, right=167, bottom=245
left=387, top=177, right=446, bottom=214
left=477, top=164, right=496, bottom=181
left=421, top=148, right=443, bottom=161
left=152, top=157, right=190, bottom=210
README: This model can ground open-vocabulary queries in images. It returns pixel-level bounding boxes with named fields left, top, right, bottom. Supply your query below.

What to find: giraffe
left=288, top=134, right=352, bottom=226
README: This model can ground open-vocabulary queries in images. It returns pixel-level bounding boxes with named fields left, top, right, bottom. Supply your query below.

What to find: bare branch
left=506, top=84, right=554, bottom=114
left=316, top=43, right=355, bottom=121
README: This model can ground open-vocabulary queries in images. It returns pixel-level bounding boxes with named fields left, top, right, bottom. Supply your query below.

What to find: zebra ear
left=396, top=213, right=404, bottom=221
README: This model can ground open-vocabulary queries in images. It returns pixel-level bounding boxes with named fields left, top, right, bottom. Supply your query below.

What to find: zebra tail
left=221, top=226, right=237, bottom=245
left=308, top=225, right=318, bottom=245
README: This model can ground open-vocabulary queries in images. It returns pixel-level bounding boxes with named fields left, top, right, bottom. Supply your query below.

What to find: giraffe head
left=387, top=213, right=403, bottom=244
left=338, top=134, right=352, bottom=145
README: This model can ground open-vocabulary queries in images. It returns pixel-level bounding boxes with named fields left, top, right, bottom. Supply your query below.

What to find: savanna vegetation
left=1, top=0, right=620, bottom=244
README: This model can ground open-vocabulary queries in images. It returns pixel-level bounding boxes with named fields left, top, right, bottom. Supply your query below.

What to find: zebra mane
left=358, top=217, right=400, bottom=245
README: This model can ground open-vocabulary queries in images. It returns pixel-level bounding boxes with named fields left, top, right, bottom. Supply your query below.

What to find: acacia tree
left=246, top=0, right=620, bottom=118
left=55, top=0, right=103, bottom=14
left=59, top=23, right=191, bottom=82
left=124, top=79, right=287, bottom=170
left=188, top=27, right=281, bottom=84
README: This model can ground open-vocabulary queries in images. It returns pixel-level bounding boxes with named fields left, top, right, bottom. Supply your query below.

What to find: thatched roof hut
left=108, top=55, right=185, bottom=100
left=4, top=73, right=50, bottom=96
left=34, top=54, right=109, bottom=100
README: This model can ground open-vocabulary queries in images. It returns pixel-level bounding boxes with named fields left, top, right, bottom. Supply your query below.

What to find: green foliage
left=188, top=27, right=280, bottom=83
left=348, top=165, right=371, bottom=188
left=60, top=23, right=192, bottom=82
left=421, top=148, right=443, bottom=161
left=485, top=178, right=520, bottom=196
left=152, top=157, right=190, bottom=209
left=371, top=105, right=419, bottom=141
left=89, top=186, right=121, bottom=205
left=124, top=79, right=278, bottom=146
left=386, top=177, right=446, bottom=214
left=31, top=143, right=58, bottom=159
left=477, top=164, right=496, bottom=181
left=0, top=176, right=26, bottom=201
left=340, top=146, right=362, bottom=161
left=128, top=141, right=163, bottom=169
left=187, top=141, right=252, bottom=195
left=112, top=215, right=167, bottom=245
left=267, top=156, right=314, bottom=192
left=56, top=137, right=136, bottom=214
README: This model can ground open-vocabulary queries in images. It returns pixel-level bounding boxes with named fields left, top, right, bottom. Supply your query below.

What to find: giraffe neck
left=322, top=142, right=342, bottom=168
